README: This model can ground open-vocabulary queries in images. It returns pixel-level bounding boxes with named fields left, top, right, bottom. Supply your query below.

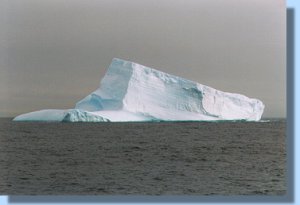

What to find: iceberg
left=13, top=58, right=264, bottom=122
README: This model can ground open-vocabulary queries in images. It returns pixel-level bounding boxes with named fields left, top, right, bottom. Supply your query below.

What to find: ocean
left=0, top=118, right=286, bottom=195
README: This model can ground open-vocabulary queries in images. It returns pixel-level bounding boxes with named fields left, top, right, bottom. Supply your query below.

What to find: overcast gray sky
left=0, top=0, right=285, bottom=118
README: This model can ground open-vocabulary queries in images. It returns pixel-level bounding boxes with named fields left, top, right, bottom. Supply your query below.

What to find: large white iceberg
left=13, top=58, right=264, bottom=122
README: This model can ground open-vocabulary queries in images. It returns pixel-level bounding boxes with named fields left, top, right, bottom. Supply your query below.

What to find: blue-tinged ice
left=13, top=109, right=109, bottom=122
left=13, top=58, right=265, bottom=122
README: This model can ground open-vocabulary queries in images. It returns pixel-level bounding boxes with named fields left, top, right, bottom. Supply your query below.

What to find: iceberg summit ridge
left=13, top=58, right=265, bottom=122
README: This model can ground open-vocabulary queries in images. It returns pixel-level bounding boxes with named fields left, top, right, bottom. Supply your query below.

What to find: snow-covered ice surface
left=13, top=58, right=264, bottom=122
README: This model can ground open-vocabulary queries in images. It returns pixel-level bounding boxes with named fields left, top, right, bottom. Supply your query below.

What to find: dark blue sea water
left=0, top=118, right=286, bottom=195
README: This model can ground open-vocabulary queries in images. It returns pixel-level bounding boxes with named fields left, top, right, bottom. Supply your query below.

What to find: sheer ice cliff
left=13, top=58, right=264, bottom=122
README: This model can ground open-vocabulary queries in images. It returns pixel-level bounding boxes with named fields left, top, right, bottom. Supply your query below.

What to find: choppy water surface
left=0, top=118, right=286, bottom=195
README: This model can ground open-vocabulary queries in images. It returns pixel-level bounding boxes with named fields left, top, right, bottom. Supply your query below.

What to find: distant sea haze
left=0, top=118, right=286, bottom=195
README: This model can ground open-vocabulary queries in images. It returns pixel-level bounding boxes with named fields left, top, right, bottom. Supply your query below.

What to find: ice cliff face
left=13, top=58, right=264, bottom=122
